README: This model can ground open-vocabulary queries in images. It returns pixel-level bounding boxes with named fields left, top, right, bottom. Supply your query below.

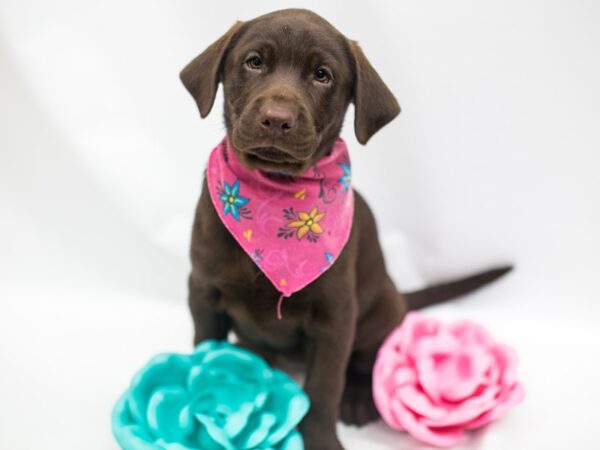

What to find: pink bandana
left=206, top=137, right=354, bottom=318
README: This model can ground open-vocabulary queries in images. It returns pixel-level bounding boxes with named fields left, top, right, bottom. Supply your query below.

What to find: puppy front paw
left=340, top=379, right=380, bottom=426
left=302, top=435, right=345, bottom=450
left=300, top=419, right=345, bottom=450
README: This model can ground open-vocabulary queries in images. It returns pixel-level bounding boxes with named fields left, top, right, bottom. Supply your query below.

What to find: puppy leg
left=234, top=338, right=277, bottom=366
left=300, top=297, right=357, bottom=450
left=188, top=273, right=230, bottom=345
left=341, top=278, right=408, bottom=426
left=340, top=366, right=379, bottom=426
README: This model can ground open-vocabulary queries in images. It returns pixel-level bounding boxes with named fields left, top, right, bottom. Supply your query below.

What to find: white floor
left=3, top=276, right=599, bottom=450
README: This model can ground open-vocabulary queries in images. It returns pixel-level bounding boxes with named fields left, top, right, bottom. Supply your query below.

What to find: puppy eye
left=246, top=54, right=263, bottom=70
left=314, top=67, right=332, bottom=83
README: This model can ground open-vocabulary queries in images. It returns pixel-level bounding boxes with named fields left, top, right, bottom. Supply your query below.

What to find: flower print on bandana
left=217, top=179, right=251, bottom=221
left=320, top=252, right=334, bottom=272
left=252, top=248, right=264, bottom=264
left=338, top=163, right=351, bottom=191
left=278, top=207, right=325, bottom=243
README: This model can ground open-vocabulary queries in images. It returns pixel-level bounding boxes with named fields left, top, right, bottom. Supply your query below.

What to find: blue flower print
left=219, top=179, right=251, bottom=221
left=321, top=252, right=334, bottom=272
left=338, top=163, right=351, bottom=191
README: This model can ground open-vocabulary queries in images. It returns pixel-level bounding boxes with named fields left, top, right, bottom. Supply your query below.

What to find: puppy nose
left=259, top=105, right=295, bottom=134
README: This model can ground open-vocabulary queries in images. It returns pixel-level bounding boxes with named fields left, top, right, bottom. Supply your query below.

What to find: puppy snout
left=259, top=104, right=296, bottom=135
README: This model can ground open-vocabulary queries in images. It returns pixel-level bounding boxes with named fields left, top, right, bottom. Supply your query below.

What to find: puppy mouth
left=245, top=146, right=302, bottom=164
left=241, top=147, right=306, bottom=173
left=230, top=124, right=321, bottom=174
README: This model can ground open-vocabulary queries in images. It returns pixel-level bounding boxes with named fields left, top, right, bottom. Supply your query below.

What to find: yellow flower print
left=287, top=207, right=325, bottom=240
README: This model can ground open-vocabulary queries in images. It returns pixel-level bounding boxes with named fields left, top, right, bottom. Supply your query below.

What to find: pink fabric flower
left=373, top=312, right=525, bottom=447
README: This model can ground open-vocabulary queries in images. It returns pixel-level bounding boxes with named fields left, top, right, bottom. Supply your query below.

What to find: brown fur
left=180, top=9, right=510, bottom=449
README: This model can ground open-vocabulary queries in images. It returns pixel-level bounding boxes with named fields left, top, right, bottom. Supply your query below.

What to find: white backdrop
left=1, top=1, right=599, bottom=449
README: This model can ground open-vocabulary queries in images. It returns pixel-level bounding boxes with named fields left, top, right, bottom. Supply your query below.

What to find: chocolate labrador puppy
left=180, top=9, right=510, bottom=449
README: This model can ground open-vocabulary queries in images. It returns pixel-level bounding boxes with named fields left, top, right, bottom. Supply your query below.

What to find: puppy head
left=181, top=9, right=400, bottom=174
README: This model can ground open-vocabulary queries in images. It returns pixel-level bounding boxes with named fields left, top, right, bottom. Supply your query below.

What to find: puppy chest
left=219, top=284, right=305, bottom=350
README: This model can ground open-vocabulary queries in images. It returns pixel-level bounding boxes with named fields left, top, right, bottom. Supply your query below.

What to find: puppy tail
left=404, top=266, right=513, bottom=310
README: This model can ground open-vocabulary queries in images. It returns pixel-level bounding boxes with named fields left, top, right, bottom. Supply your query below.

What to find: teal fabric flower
left=112, top=340, right=309, bottom=450
left=219, top=180, right=250, bottom=221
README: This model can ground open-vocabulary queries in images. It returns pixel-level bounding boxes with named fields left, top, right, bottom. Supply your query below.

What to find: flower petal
left=397, top=369, right=417, bottom=388
left=232, top=412, right=276, bottom=448
left=465, top=382, right=525, bottom=429
left=112, top=394, right=159, bottom=450
left=297, top=226, right=309, bottom=239
left=309, top=207, right=318, bottom=218
left=492, top=344, right=519, bottom=388
left=156, top=440, right=196, bottom=450
left=286, top=221, right=306, bottom=229
left=222, top=402, right=255, bottom=440
left=449, top=320, right=494, bottom=348
left=200, top=346, right=271, bottom=384
left=398, top=312, right=440, bottom=357
left=390, top=396, right=464, bottom=448
left=372, top=367, right=403, bottom=430
left=396, top=385, right=446, bottom=421
left=276, top=430, right=304, bottom=450
left=421, top=384, right=500, bottom=428
left=415, top=356, right=441, bottom=403
left=128, top=354, right=191, bottom=428
left=196, top=413, right=235, bottom=450
left=310, top=223, right=323, bottom=234
left=233, top=196, right=249, bottom=207
left=413, top=331, right=461, bottom=359
left=146, top=386, right=190, bottom=443
left=439, top=349, right=493, bottom=402
left=313, top=212, right=325, bottom=223
left=414, top=332, right=462, bottom=402
left=231, top=180, right=240, bottom=197
left=263, top=376, right=310, bottom=446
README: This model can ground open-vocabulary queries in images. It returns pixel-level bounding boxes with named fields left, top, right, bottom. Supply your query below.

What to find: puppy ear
left=349, top=40, right=400, bottom=145
left=180, top=21, right=244, bottom=118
